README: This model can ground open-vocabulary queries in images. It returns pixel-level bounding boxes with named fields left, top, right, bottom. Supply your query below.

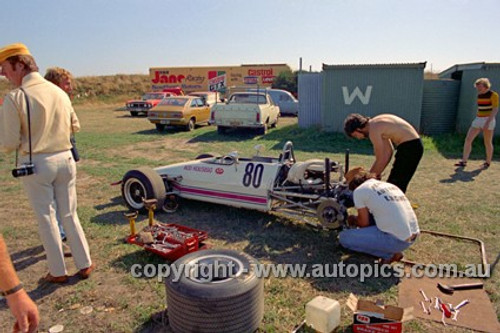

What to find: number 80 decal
left=242, top=163, right=264, bottom=188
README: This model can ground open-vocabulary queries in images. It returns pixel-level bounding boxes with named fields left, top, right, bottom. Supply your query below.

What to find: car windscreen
left=144, top=93, right=165, bottom=99
left=229, top=94, right=267, bottom=104
left=158, top=98, right=188, bottom=106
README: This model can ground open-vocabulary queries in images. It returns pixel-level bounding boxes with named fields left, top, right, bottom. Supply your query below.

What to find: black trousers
left=387, top=138, right=424, bottom=193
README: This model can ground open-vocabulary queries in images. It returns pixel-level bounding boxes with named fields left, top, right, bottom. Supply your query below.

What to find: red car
left=125, top=91, right=174, bottom=117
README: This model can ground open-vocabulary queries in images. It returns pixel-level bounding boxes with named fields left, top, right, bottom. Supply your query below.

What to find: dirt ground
left=0, top=105, right=498, bottom=333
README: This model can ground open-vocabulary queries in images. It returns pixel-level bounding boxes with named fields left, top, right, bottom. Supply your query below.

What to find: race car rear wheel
left=317, top=198, right=345, bottom=230
left=166, top=249, right=264, bottom=333
left=122, top=167, right=166, bottom=212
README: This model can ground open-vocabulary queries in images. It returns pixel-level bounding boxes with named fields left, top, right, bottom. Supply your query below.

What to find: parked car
left=118, top=141, right=351, bottom=230
left=248, top=88, right=298, bottom=116
left=210, top=91, right=280, bottom=135
left=147, top=96, right=211, bottom=132
left=188, top=91, right=220, bottom=108
left=125, top=91, right=173, bottom=117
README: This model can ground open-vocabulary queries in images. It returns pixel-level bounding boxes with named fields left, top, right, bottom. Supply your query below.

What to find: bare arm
left=484, top=107, right=498, bottom=129
left=0, top=235, right=39, bottom=333
left=369, top=132, right=393, bottom=177
left=348, top=207, right=371, bottom=228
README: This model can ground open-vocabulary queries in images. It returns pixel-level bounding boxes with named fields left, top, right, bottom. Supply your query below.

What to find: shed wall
left=420, top=80, right=460, bottom=135
left=298, top=73, right=323, bottom=128
left=321, top=66, right=424, bottom=132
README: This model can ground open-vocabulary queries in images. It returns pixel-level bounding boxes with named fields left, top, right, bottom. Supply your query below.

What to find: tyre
left=185, top=118, right=195, bottom=131
left=217, top=126, right=227, bottom=134
left=156, top=123, right=166, bottom=132
left=130, top=111, right=139, bottom=117
left=270, top=115, right=279, bottom=128
left=121, top=167, right=166, bottom=212
left=257, top=123, right=267, bottom=135
left=166, top=249, right=264, bottom=333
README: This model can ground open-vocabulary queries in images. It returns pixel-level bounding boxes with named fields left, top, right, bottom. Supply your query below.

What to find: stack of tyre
left=165, top=249, right=264, bottom=333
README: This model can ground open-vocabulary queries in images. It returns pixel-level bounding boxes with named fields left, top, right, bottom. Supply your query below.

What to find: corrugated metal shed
left=321, top=62, right=426, bottom=132
left=297, top=73, right=322, bottom=128
left=420, top=79, right=460, bottom=135
left=439, top=62, right=500, bottom=135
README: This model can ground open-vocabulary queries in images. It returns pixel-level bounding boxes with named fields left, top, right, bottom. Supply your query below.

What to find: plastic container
left=306, top=296, right=341, bottom=333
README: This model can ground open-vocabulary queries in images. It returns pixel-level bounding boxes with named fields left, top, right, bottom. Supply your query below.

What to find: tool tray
left=126, top=223, right=208, bottom=261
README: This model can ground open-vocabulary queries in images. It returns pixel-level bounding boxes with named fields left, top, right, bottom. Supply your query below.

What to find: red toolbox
left=126, top=223, right=209, bottom=261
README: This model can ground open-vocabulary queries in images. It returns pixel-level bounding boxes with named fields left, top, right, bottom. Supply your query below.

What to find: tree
left=272, top=70, right=298, bottom=95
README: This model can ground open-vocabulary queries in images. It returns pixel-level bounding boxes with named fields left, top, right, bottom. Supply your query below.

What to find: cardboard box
left=346, top=294, right=413, bottom=333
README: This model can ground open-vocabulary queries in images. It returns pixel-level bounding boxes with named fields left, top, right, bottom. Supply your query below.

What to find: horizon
left=2, top=0, right=499, bottom=77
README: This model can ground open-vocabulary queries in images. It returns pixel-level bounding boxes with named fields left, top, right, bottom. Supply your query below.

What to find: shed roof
left=439, top=62, right=500, bottom=78
left=322, top=62, right=426, bottom=70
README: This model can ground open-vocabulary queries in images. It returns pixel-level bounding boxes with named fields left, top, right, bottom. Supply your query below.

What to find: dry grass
left=0, top=103, right=498, bottom=333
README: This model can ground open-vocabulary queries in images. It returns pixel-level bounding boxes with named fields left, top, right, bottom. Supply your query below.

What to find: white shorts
left=471, top=117, right=496, bottom=130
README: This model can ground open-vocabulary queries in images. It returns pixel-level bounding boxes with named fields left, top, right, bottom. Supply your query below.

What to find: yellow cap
left=0, top=43, right=31, bottom=63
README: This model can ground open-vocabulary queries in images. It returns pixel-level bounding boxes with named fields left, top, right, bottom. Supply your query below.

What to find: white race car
left=119, top=142, right=352, bottom=230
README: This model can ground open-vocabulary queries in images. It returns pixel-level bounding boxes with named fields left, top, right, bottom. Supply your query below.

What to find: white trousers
left=21, top=150, right=91, bottom=276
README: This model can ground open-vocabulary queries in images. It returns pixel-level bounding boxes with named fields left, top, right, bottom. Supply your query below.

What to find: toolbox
left=126, top=223, right=209, bottom=261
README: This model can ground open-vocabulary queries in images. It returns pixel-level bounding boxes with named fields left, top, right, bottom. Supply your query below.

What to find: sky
left=2, top=0, right=499, bottom=77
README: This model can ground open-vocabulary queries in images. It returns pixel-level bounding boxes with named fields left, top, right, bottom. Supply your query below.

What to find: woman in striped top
left=455, top=78, right=498, bottom=168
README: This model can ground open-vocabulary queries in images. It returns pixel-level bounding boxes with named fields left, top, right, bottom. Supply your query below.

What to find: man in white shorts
left=455, top=78, right=498, bottom=168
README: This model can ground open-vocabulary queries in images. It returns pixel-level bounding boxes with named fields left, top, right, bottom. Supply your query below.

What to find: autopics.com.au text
left=130, top=261, right=490, bottom=283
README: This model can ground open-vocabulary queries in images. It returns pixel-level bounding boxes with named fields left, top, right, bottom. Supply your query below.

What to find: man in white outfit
left=339, top=167, right=419, bottom=264
left=0, top=43, right=94, bottom=283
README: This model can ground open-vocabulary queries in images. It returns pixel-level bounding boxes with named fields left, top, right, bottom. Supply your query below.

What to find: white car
left=248, top=88, right=298, bottom=116
left=210, top=91, right=280, bottom=135
left=119, top=142, right=351, bottom=230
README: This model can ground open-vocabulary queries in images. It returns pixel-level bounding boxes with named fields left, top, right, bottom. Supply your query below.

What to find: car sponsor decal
left=215, top=168, right=224, bottom=175
left=173, top=184, right=267, bottom=205
left=183, top=165, right=213, bottom=173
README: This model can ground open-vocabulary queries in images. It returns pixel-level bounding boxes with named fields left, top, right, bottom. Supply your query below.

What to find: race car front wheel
left=122, top=167, right=166, bottom=212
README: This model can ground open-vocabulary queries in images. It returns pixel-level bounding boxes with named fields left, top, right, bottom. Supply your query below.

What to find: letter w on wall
left=342, top=86, right=372, bottom=105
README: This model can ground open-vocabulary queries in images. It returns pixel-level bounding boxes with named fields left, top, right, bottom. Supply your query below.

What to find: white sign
left=342, top=86, right=373, bottom=105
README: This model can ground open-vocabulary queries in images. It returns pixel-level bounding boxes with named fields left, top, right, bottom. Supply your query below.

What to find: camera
left=12, top=163, right=35, bottom=178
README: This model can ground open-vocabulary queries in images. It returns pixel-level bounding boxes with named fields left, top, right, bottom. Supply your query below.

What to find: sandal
left=454, top=161, right=467, bottom=167
left=482, top=162, right=490, bottom=169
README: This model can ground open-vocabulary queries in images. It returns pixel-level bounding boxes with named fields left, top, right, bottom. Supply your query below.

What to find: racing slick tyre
left=166, top=249, right=264, bottom=333
left=156, top=124, right=166, bottom=132
left=130, top=111, right=139, bottom=117
left=217, top=126, right=227, bottom=134
left=122, top=167, right=166, bottom=212
left=185, top=118, right=195, bottom=131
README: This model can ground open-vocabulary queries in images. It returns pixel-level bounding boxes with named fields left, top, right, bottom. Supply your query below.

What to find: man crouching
left=339, top=167, right=419, bottom=264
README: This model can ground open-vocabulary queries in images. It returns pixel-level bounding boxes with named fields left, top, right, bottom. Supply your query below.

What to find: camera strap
left=16, top=87, right=33, bottom=167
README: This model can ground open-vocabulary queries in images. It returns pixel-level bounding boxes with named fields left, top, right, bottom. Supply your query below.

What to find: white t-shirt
left=353, top=179, right=419, bottom=241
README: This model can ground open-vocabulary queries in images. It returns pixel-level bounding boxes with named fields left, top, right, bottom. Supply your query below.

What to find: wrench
left=419, top=289, right=430, bottom=302
left=452, top=309, right=460, bottom=321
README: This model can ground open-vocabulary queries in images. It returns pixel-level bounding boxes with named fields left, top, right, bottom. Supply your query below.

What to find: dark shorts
left=387, top=138, right=423, bottom=193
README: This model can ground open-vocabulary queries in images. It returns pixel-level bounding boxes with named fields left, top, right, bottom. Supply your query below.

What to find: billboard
left=149, top=64, right=291, bottom=94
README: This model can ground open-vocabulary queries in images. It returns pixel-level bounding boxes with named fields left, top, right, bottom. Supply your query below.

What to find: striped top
left=477, top=90, right=499, bottom=117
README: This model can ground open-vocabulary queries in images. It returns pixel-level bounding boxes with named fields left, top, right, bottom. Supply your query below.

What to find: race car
left=118, top=141, right=352, bottom=230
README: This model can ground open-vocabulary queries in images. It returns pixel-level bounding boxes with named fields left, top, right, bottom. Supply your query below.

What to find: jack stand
left=143, top=199, right=157, bottom=227
left=124, top=211, right=138, bottom=236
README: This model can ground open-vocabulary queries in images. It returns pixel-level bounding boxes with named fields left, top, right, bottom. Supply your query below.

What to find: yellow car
left=148, top=96, right=211, bottom=132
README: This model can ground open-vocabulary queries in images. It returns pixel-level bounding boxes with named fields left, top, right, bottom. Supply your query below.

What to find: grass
left=0, top=103, right=499, bottom=332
